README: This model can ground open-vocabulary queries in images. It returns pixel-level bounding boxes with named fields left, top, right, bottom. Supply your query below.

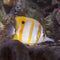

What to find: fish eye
left=21, top=21, right=25, bottom=24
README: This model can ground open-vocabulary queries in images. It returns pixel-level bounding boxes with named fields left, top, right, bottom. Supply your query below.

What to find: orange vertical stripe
left=19, top=23, right=26, bottom=42
left=28, top=19, right=34, bottom=45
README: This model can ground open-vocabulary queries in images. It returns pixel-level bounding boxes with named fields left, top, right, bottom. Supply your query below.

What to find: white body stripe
left=31, top=20, right=38, bottom=43
left=22, top=19, right=32, bottom=43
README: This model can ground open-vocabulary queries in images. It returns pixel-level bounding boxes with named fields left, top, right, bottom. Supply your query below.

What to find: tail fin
left=44, top=36, right=54, bottom=42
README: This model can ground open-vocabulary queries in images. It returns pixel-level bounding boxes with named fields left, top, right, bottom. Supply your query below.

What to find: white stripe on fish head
left=16, top=23, right=22, bottom=40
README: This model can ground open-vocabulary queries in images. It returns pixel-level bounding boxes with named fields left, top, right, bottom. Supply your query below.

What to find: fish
left=13, top=16, right=54, bottom=45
